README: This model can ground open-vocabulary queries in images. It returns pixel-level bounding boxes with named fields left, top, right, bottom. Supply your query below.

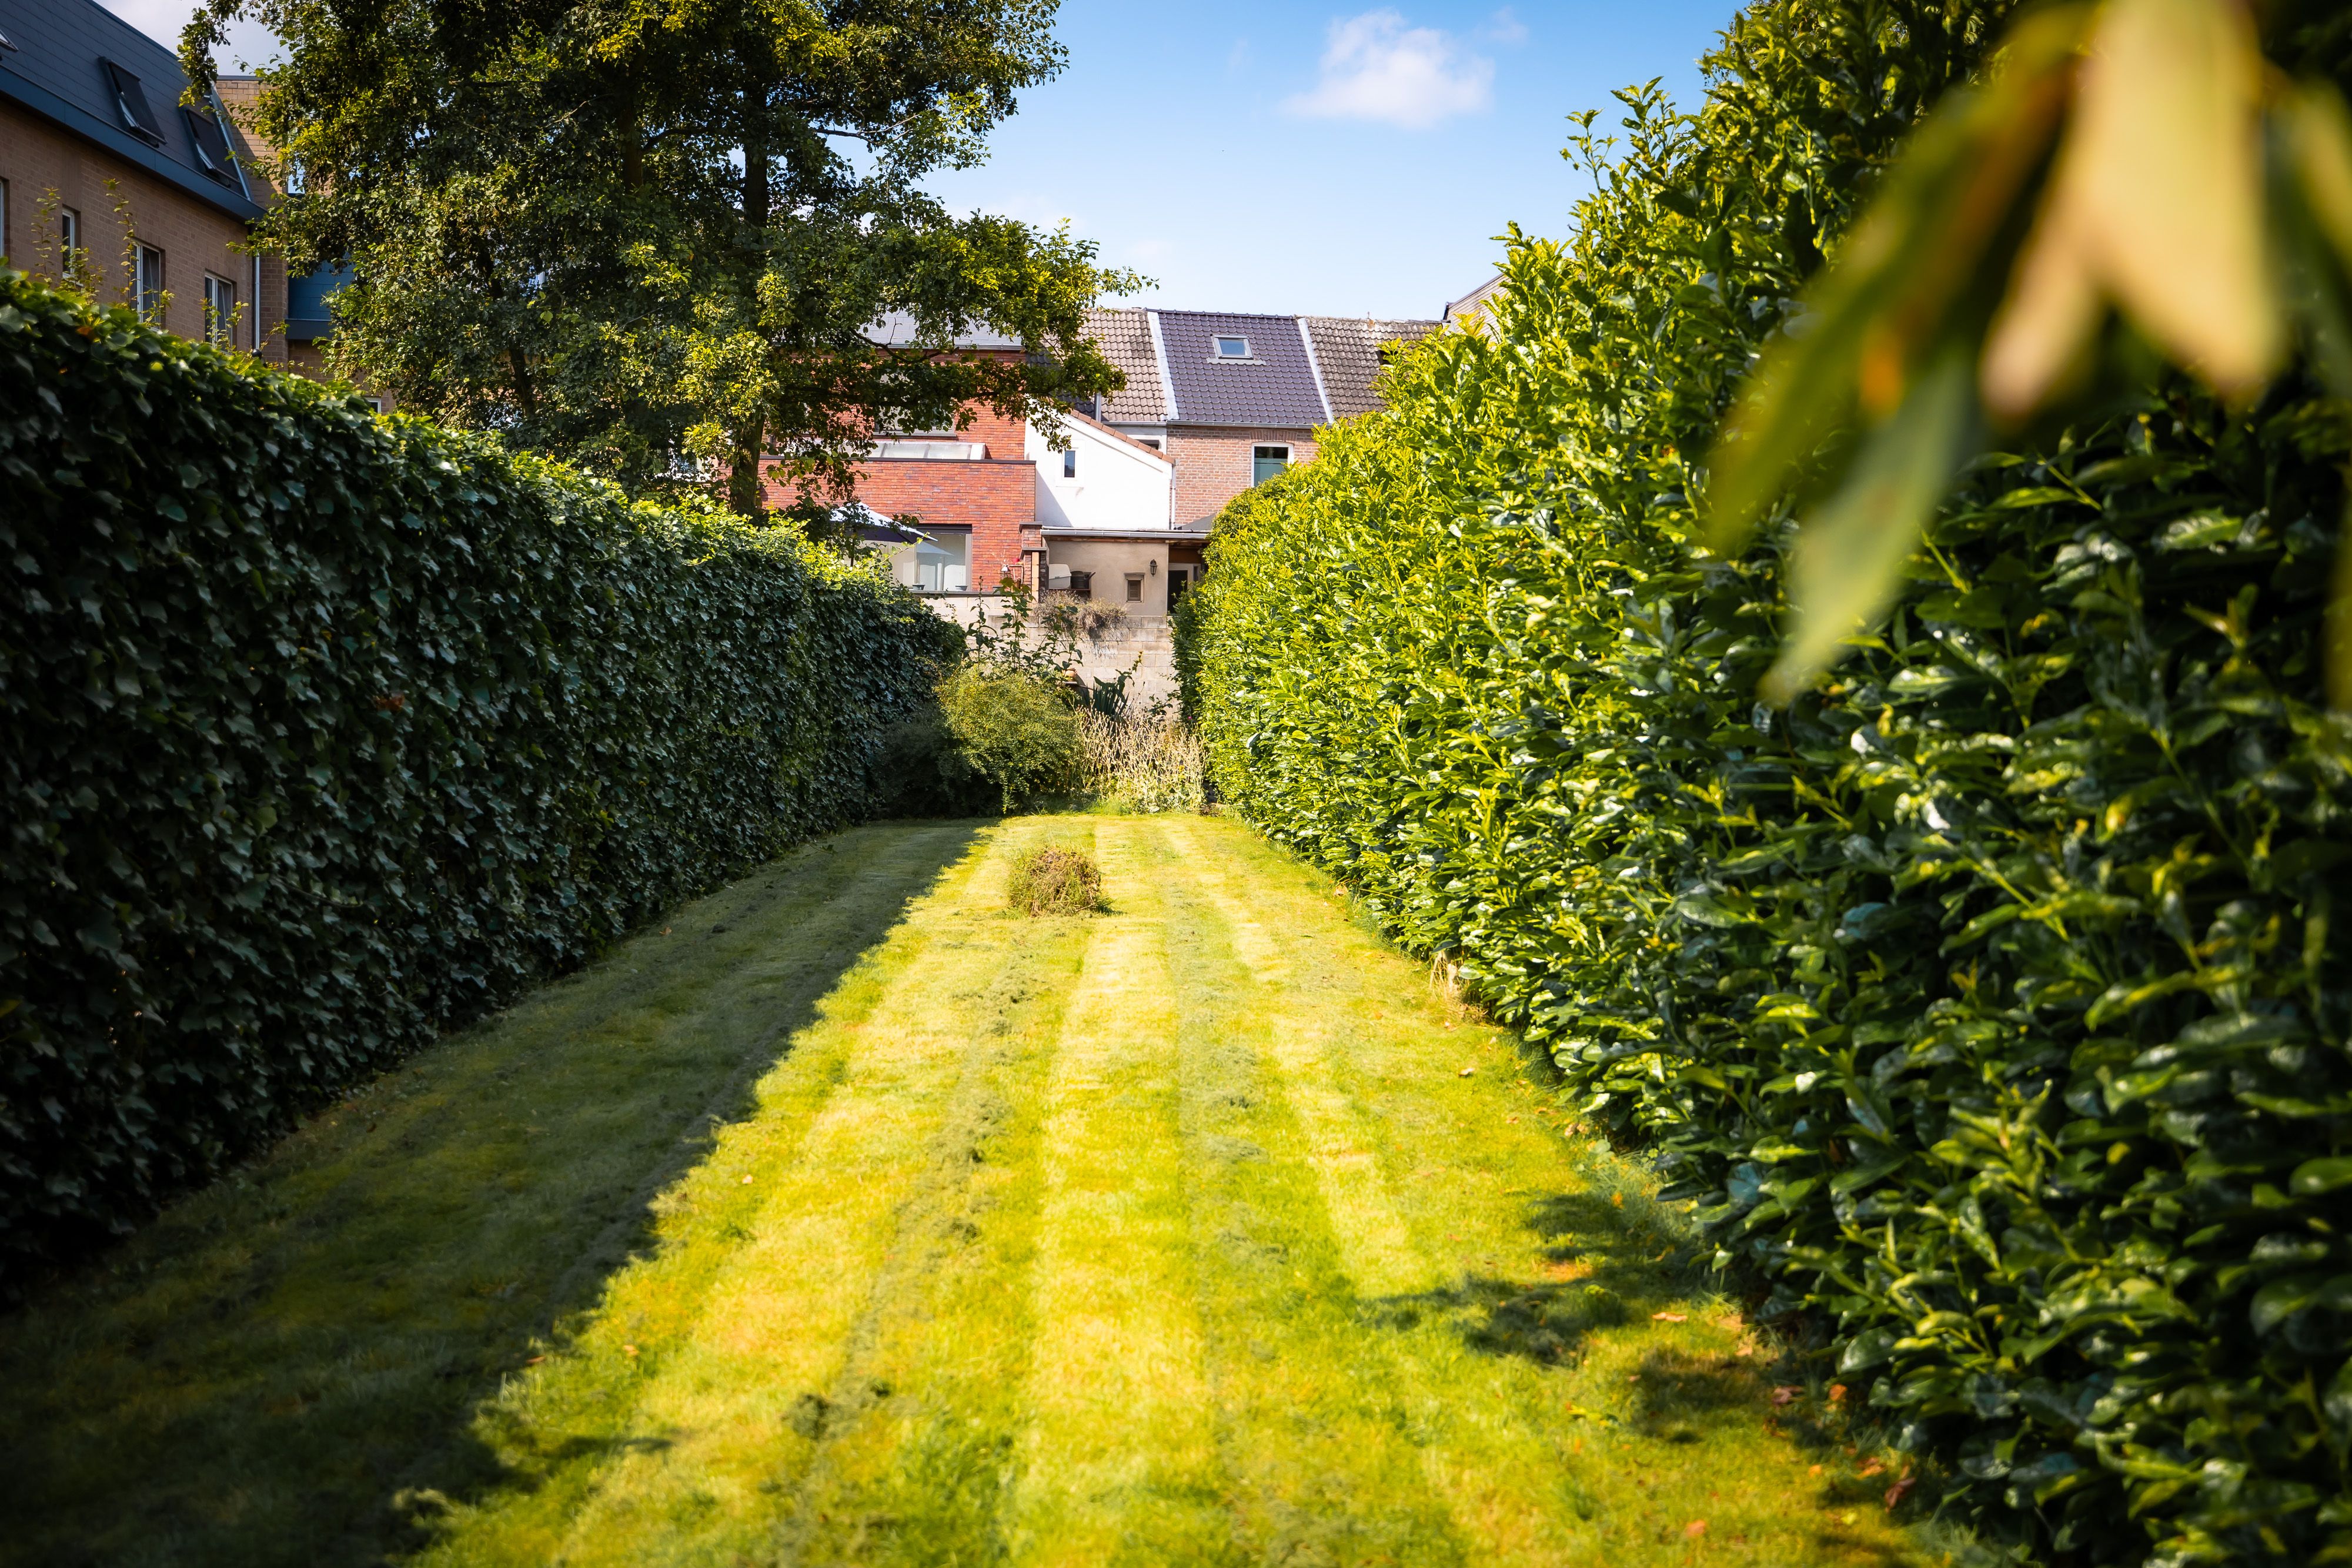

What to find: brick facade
left=1166, top=425, right=1319, bottom=530
left=847, top=459, right=1036, bottom=589
left=1, top=100, right=283, bottom=359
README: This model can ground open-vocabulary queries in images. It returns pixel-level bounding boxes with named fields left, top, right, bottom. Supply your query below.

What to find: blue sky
left=109, top=0, right=1740, bottom=319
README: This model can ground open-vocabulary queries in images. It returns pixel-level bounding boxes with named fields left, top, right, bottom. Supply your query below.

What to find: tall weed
left=1078, top=708, right=1204, bottom=814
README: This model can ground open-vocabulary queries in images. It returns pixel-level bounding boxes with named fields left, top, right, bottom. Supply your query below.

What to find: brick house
left=779, top=306, right=1438, bottom=620
left=0, top=0, right=399, bottom=409
left=1065, top=306, right=1438, bottom=607
left=0, top=0, right=280, bottom=353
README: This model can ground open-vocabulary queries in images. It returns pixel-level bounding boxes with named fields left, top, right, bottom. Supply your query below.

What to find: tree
left=183, top=0, right=1141, bottom=512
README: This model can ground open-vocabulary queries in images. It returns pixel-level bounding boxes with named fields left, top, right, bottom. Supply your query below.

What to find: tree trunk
left=728, top=85, right=770, bottom=518
left=509, top=345, right=537, bottom=420
left=727, top=421, right=766, bottom=517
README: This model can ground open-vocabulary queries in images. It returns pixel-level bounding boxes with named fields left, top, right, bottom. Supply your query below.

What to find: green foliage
left=1181, top=6, right=2352, bottom=1562
left=1005, top=844, right=1100, bottom=916
left=873, top=711, right=995, bottom=818
left=186, top=0, right=1141, bottom=509
left=0, top=269, right=958, bottom=1277
left=936, top=664, right=1081, bottom=814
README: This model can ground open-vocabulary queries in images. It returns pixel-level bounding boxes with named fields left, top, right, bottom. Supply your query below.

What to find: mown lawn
left=1, top=817, right=1941, bottom=1566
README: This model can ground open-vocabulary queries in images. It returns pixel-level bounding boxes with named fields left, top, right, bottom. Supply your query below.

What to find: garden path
left=0, top=817, right=1930, bottom=1567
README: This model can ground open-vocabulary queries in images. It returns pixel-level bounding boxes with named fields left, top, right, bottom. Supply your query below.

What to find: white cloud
left=1481, top=8, right=1529, bottom=45
left=1282, top=10, right=1493, bottom=131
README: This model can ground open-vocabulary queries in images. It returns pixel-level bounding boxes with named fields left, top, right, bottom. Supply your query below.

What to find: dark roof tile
left=1157, top=310, right=1325, bottom=429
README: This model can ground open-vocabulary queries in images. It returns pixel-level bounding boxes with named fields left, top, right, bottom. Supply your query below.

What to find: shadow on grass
left=1363, top=1187, right=1712, bottom=1369
left=0, top=820, right=980, bottom=1568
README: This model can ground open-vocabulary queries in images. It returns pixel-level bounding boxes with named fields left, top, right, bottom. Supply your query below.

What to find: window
left=102, top=61, right=166, bottom=148
left=203, top=275, right=236, bottom=345
left=1252, top=444, right=1289, bottom=486
left=911, top=533, right=970, bottom=593
left=1140, top=439, right=1161, bottom=450
left=1062, top=446, right=1076, bottom=479
left=59, top=206, right=79, bottom=267
left=135, top=245, right=163, bottom=322
left=1213, top=335, right=1251, bottom=360
left=1125, top=573, right=1144, bottom=603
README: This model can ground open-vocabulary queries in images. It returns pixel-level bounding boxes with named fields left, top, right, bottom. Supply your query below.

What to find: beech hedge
left=1181, top=7, right=2352, bottom=1563
left=0, top=270, right=957, bottom=1275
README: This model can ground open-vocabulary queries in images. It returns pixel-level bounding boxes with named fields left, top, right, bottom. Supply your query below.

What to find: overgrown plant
left=935, top=664, right=1082, bottom=813
left=1077, top=707, right=1204, bottom=814
left=1181, top=5, right=2352, bottom=1562
left=0, top=270, right=956, bottom=1276
left=1005, top=844, right=1100, bottom=915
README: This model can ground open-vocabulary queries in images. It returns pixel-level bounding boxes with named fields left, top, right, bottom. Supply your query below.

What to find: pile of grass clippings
left=1007, top=846, right=1102, bottom=916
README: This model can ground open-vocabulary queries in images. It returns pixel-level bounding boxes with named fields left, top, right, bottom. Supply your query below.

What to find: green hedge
left=0, top=270, right=958, bottom=1275
left=1182, top=8, right=2352, bottom=1563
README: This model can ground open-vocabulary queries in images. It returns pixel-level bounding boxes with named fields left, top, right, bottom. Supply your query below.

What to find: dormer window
left=185, top=101, right=246, bottom=191
left=1213, top=335, right=1251, bottom=360
left=102, top=61, right=166, bottom=149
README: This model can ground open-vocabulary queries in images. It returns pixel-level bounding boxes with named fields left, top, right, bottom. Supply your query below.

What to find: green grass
left=0, top=817, right=1940, bottom=1567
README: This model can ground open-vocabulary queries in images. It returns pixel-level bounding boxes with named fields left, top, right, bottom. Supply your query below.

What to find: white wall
left=1028, top=416, right=1172, bottom=531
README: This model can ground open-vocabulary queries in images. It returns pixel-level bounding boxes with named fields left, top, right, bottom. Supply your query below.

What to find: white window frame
left=135, top=243, right=164, bottom=322
left=1062, top=446, right=1076, bottom=479
left=58, top=206, right=79, bottom=269
left=1213, top=334, right=1252, bottom=360
left=202, top=273, right=236, bottom=345
left=1251, top=443, right=1291, bottom=486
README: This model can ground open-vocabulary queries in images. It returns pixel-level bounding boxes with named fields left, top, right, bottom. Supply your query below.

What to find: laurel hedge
left=0, top=269, right=958, bottom=1276
left=1181, top=6, right=2352, bottom=1563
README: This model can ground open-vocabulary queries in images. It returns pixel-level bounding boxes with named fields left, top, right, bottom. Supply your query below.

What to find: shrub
left=1006, top=846, right=1100, bottom=916
left=873, top=711, right=994, bottom=818
left=1181, top=7, right=2352, bottom=1563
left=935, top=664, right=1081, bottom=813
left=0, top=269, right=958, bottom=1276
left=1077, top=708, right=1204, bottom=814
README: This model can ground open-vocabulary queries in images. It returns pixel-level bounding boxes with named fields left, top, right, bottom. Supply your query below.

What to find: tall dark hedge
left=1181, top=5, right=2352, bottom=1563
left=0, top=270, right=959, bottom=1276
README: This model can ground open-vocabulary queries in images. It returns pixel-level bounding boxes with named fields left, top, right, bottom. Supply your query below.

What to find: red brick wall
left=887, top=348, right=1028, bottom=456
left=1168, top=425, right=1318, bottom=530
left=760, top=456, right=1037, bottom=590
left=1, top=101, right=282, bottom=358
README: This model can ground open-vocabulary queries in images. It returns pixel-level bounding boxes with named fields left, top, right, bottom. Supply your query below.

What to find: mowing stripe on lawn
left=776, top=818, right=1091, bottom=1568
left=1, top=817, right=1947, bottom=1568
left=1005, top=821, right=1232, bottom=1568
left=415, top=828, right=1034, bottom=1564
left=1155, top=829, right=1477, bottom=1567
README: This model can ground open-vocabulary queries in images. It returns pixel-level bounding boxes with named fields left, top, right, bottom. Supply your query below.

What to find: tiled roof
left=1302, top=317, right=1441, bottom=420
left=1157, top=310, right=1327, bottom=429
left=1082, top=307, right=1164, bottom=424
left=0, top=0, right=264, bottom=220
